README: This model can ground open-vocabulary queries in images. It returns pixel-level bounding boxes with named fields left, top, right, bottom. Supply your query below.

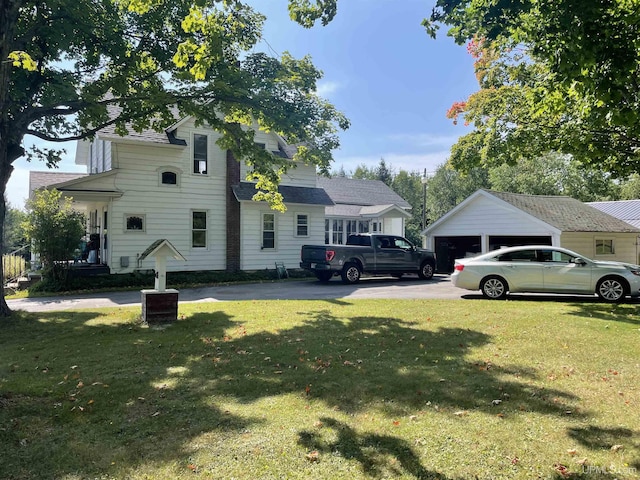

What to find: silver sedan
left=451, top=245, right=640, bottom=302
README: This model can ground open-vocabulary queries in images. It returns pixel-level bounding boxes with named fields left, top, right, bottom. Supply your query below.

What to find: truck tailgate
left=301, top=245, right=330, bottom=262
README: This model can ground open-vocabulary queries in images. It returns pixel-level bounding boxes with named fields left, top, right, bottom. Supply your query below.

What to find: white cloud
left=6, top=168, right=30, bottom=210
left=387, top=132, right=462, bottom=149
left=7, top=139, right=82, bottom=210
left=331, top=151, right=450, bottom=176
left=315, top=80, right=342, bottom=98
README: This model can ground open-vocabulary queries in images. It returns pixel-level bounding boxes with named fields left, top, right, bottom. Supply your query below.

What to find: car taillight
left=454, top=264, right=464, bottom=272
left=326, top=250, right=335, bottom=262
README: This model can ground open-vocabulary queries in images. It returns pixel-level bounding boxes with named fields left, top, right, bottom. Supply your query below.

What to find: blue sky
left=7, top=0, right=478, bottom=209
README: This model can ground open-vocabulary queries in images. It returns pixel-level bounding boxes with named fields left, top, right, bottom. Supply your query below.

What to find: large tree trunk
left=0, top=0, right=22, bottom=316
left=0, top=148, right=16, bottom=317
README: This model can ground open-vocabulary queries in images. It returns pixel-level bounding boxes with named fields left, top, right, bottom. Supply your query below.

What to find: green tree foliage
left=22, top=190, right=86, bottom=284
left=620, top=174, right=640, bottom=201
left=391, top=170, right=424, bottom=244
left=0, top=0, right=349, bottom=314
left=3, top=201, right=27, bottom=254
left=488, top=153, right=620, bottom=202
left=424, top=165, right=490, bottom=222
left=351, top=159, right=394, bottom=185
left=424, top=1, right=640, bottom=176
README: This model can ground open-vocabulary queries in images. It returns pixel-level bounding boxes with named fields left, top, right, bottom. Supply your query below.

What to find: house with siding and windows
left=316, top=177, right=412, bottom=244
left=422, top=189, right=640, bottom=273
left=30, top=116, right=412, bottom=275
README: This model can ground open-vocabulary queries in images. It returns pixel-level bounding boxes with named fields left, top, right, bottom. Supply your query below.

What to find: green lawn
left=0, top=299, right=638, bottom=479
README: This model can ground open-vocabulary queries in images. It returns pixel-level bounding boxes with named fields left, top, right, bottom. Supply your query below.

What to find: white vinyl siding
left=239, top=204, right=326, bottom=270
left=104, top=133, right=227, bottom=273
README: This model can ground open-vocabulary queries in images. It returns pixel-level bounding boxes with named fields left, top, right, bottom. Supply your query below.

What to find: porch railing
left=3, top=245, right=29, bottom=293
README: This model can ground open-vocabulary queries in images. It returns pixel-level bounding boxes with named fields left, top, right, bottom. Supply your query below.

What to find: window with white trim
left=125, top=214, right=145, bottom=232
left=332, top=219, right=344, bottom=244
left=193, top=133, right=208, bottom=174
left=595, top=239, right=614, bottom=255
left=192, top=211, right=207, bottom=248
left=295, top=213, right=309, bottom=237
left=262, top=213, right=275, bottom=249
left=325, top=219, right=330, bottom=244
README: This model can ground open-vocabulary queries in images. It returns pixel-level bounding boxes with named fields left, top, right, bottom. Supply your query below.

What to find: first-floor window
left=332, top=219, right=344, bottom=244
left=595, top=239, right=614, bottom=255
left=358, top=220, right=369, bottom=233
left=325, top=219, right=330, bottom=244
left=296, top=213, right=309, bottom=237
left=346, top=220, right=357, bottom=239
left=192, top=211, right=207, bottom=248
left=126, top=214, right=145, bottom=231
left=262, top=213, right=275, bottom=249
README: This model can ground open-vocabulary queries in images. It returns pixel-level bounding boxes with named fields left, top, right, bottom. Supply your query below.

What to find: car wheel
left=596, top=276, right=627, bottom=303
left=418, top=262, right=434, bottom=280
left=481, top=276, right=508, bottom=300
left=315, top=271, right=333, bottom=283
left=341, top=263, right=361, bottom=284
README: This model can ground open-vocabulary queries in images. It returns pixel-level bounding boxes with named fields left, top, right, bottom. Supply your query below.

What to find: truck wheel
left=315, top=271, right=333, bottom=283
left=341, top=263, right=361, bottom=284
left=418, top=262, right=434, bottom=280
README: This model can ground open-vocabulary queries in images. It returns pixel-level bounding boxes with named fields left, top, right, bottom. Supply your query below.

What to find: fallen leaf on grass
left=453, top=410, right=468, bottom=417
left=611, top=444, right=624, bottom=452
left=553, top=463, right=570, bottom=477
left=305, top=451, right=320, bottom=462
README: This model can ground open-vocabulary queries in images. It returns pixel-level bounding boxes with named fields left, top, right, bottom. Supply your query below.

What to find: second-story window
left=193, top=134, right=208, bottom=174
left=161, top=171, right=177, bottom=185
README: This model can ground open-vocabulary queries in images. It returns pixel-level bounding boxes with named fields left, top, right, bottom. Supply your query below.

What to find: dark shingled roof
left=232, top=182, right=334, bottom=206
left=317, top=177, right=411, bottom=209
left=487, top=190, right=640, bottom=233
left=29, top=171, right=88, bottom=198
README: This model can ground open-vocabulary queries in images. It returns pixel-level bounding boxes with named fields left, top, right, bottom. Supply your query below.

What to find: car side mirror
left=574, top=258, right=587, bottom=265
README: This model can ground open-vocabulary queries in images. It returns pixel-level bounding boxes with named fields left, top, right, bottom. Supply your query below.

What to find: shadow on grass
left=565, top=302, right=640, bottom=326
left=298, top=417, right=451, bottom=479
left=0, top=307, right=583, bottom=479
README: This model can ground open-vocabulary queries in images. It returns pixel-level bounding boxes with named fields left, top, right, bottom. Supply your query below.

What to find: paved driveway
left=7, top=274, right=463, bottom=313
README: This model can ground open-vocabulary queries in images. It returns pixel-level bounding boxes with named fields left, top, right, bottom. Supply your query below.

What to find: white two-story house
left=29, top=114, right=412, bottom=275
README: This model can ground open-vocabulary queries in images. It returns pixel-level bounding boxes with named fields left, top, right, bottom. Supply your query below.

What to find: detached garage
left=423, top=190, right=640, bottom=273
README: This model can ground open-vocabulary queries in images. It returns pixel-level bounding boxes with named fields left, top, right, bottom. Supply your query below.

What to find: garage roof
left=488, top=190, right=640, bottom=232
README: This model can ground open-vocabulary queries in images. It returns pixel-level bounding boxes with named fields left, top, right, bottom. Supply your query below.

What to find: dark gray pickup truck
left=300, top=233, right=436, bottom=284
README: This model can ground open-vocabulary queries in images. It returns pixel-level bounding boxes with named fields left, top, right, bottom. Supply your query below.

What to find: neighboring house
left=588, top=200, right=640, bottom=229
left=422, top=189, right=640, bottom=273
left=30, top=114, right=334, bottom=274
left=317, top=177, right=411, bottom=244
left=30, top=116, right=413, bottom=275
